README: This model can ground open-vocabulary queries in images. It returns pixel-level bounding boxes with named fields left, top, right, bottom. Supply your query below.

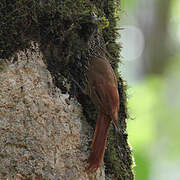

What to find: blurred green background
left=118, top=0, right=180, bottom=179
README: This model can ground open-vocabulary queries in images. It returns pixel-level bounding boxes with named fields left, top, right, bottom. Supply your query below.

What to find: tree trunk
left=138, top=0, right=171, bottom=75
left=0, top=0, right=134, bottom=179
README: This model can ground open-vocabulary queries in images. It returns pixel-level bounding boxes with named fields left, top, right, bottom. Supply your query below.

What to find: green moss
left=0, top=0, right=134, bottom=179
left=101, top=0, right=135, bottom=179
left=0, top=60, right=8, bottom=72
left=0, top=0, right=109, bottom=59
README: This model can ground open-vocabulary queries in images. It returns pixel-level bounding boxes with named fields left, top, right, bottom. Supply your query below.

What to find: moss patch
left=0, top=0, right=108, bottom=59
left=0, top=0, right=135, bottom=179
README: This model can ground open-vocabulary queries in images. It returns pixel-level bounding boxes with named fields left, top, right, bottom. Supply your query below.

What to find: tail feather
left=87, top=110, right=111, bottom=170
left=90, top=110, right=101, bottom=149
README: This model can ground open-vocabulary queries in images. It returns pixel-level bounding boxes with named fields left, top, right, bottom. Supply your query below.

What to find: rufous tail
left=87, top=109, right=111, bottom=171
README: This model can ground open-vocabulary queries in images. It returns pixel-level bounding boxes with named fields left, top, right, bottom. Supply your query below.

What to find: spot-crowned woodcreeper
left=84, top=57, right=120, bottom=171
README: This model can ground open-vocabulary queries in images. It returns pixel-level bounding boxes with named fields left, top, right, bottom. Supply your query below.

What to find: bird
left=84, top=57, right=120, bottom=171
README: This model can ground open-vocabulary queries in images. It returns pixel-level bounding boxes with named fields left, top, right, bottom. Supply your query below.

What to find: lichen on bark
left=0, top=42, right=105, bottom=180
left=0, top=0, right=135, bottom=179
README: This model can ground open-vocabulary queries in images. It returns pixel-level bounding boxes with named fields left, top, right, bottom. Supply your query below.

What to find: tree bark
left=0, top=0, right=134, bottom=179
left=138, top=0, right=171, bottom=75
left=0, top=42, right=105, bottom=180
